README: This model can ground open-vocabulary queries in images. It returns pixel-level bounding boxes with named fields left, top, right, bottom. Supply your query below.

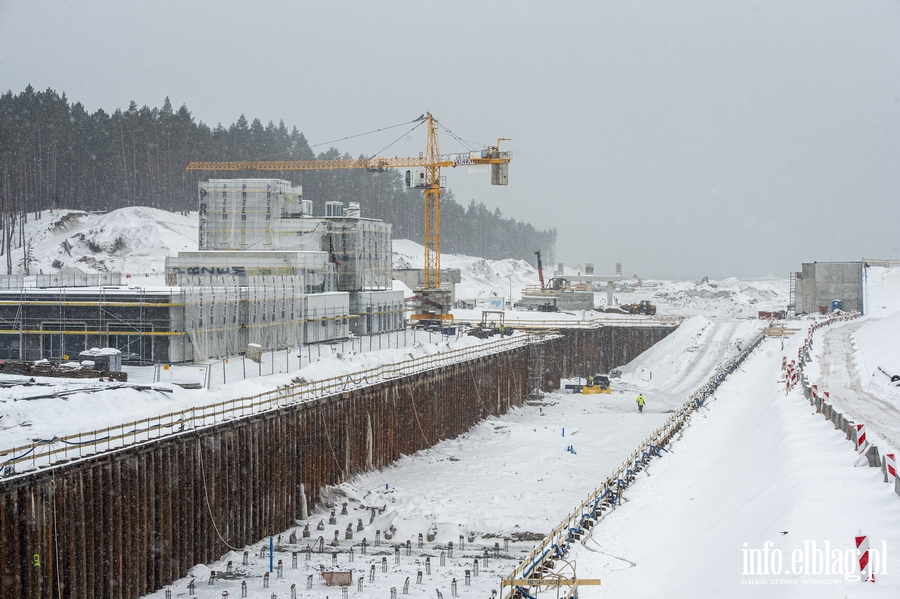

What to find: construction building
left=792, top=261, right=864, bottom=315
left=0, top=179, right=404, bottom=363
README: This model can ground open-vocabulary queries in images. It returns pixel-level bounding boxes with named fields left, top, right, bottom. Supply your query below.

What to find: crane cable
left=311, top=116, right=424, bottom=149
left=367, top=119, right=427, bottom=160
left=246, top=115, right=488, bottom=163
left=242, top=117, right=425, bottom=162
left=436, top=122, right=484, bottom=152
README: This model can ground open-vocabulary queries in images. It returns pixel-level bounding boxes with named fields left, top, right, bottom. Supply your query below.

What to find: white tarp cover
left=181, top=276, right=244, bottom=362
left=247, top=275, right=305, bottom=350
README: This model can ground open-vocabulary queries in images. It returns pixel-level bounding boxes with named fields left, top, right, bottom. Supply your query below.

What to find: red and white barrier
left=855, top=424, right=868, bottom=454
left=811, top=384, right=819, bottom=401
left=886, top=454, right=897, bottom=484
left=855, top=534, right=875, bottom=582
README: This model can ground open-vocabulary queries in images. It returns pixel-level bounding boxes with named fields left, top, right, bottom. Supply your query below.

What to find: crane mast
left=186, top=113, right=511, bottom=317
left=423, top=114, right=442, bottom=290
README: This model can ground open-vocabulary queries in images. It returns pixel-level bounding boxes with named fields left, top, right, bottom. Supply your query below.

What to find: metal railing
left=1, top=334, right=538, bottom=479
left=453, top=316, right=682, bottom=330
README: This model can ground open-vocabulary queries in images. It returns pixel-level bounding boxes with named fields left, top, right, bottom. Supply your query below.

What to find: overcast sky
left=1, top=0, right=898, bottom=279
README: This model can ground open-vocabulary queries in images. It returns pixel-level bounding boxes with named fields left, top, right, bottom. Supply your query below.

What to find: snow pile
left=574, top=342, right=900, bottom=597
left=17, top=209, right=789, bottom=318
left=393, top=238, right=536, bottom=301
left=390, top=238, right=423, bottom=270
left=26, top=207, right=197, bottom=276
left=616, top=315, right=761, bottom=394
left=866, top=265, right=900, bottom=317
left=851, top=311, right=900, bottom=398
left=643, top=277, right=788, bottom=319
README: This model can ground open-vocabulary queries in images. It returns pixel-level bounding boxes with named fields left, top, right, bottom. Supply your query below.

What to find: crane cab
left=405, top=168, right=427, bottom=188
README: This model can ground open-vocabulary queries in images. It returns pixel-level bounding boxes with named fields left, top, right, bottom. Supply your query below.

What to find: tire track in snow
left=819, top=321, right=900, bottom=452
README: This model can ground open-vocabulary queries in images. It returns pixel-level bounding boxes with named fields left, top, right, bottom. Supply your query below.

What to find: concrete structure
left=165, top=250, right=337, bottom=292
left=794, top=261, right=864, bottom=315
left=562, top=262, right=623, bottom=307
left=517, top=263, right=623, bottom=311
left=198, top=179, right=393, bottom=292
left=392, top=268, right=461, bottom=303
left=0, top=182, right=405, bottom=364
left=515, top=288, right=595, bottom=311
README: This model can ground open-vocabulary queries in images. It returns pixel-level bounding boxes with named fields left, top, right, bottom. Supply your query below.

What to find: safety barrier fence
left=785, top=310, right=892, bottom=581
left=453, top=316, right=682, bottom=330
left=0, top=333, right=539, bottom=479
left=784, top=311, right=900, bottom=499
left=501, top=331, right=765, bottom=599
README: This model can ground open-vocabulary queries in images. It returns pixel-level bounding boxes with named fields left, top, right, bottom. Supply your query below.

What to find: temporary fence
left=501, top=332, right=765, bottom=598
left=784, top=312, right=894, bottom=580
left=0, top=333, right=539, bottom=480
left=34, top=272, right=122, bottom=288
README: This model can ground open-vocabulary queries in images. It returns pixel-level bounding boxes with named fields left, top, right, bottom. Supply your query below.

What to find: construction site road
left=815, top=319, right=900, bottom=454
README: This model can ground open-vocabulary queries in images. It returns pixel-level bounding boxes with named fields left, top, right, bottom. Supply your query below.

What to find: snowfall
left=2, top=207, right=900, bottom=598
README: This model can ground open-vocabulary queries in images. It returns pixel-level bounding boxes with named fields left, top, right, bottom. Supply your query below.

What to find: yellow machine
left=621, top=300, right=657, bottom=315
left=186, top=114, right=511, bottom=320
left=565, top=374, right=612, bottom=394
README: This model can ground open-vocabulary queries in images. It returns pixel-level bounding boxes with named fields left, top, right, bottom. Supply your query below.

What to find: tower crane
left=186, top=113, right=511, bottom=319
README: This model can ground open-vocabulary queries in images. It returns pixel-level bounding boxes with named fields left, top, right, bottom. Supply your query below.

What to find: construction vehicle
left=564, top=374, right=612, bottom=394
left=186, top=113, right=512, bottom=321
left=467, top=310, right=513, bottom=339
left=621, top=300, right=657, bottom=315
left=527, top=250, right=555, bottom=311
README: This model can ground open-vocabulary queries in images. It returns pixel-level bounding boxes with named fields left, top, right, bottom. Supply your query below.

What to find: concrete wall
left=392, top=269, right=460, bottom=302
left=0, top=325, right=674, bottom=599
left=795, top=262, right=863, bottom=314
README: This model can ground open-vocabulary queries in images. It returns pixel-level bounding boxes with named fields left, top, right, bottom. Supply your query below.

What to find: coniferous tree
left=0, top=87, right=556, bottom=272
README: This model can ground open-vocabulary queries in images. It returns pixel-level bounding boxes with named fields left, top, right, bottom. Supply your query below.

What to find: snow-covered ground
left=2, top=208, right=899, bottom=597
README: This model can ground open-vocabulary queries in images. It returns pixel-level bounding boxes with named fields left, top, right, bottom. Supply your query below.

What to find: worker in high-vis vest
left=636, top=394, right=645, bottom=413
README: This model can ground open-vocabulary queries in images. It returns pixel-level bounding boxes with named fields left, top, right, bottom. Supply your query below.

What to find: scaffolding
left=526, top=334, right=546, bottom=399
left=199, top=179, right=305, bottom=251
left=0, top=287, right=180, bottom=363
left=349, top=291, right=406, bottom=335
left=195, top=179, right=392, bottom=291
left=181, top=277, right=245, bottom=363
left=328, top=218, right=393, bottom=291
left=788, top=271, right=797, bottom=314
left=34, top=272, right=123, bottom=288
left=246, top=275, right=305, bottom=353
